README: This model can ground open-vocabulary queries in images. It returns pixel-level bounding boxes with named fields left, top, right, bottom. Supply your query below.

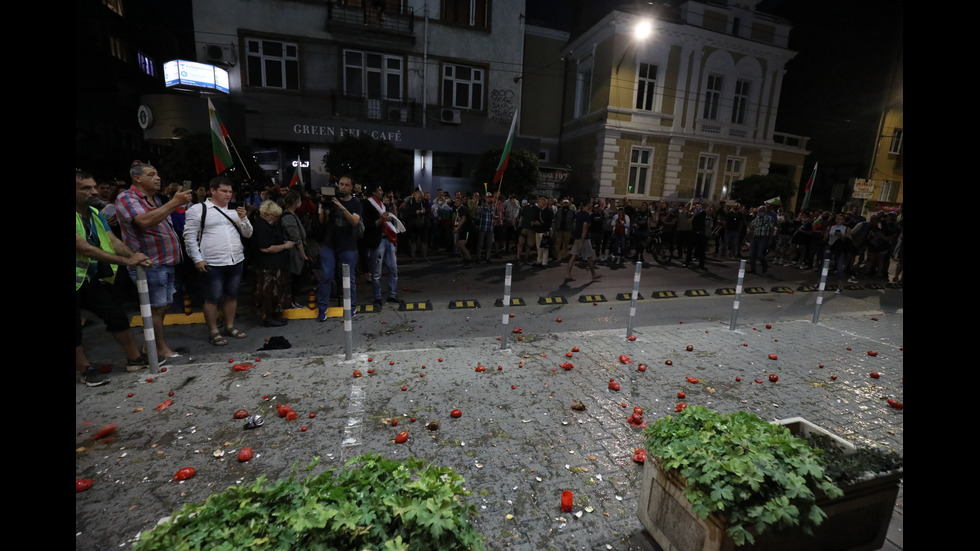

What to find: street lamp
left=616, top=18, right=653, bottom=73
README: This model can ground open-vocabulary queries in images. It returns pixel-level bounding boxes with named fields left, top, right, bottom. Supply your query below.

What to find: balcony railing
left=330, top=93, right=421, bottom=125
left=327, top=3, right=414, bottom=36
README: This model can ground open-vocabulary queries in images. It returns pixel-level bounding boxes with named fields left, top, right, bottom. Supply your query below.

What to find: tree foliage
left=322, top=135, right=413, bottom=195
left=729, top=174, right=797, bottom=208
left=473, top=148, right=540, bottom=198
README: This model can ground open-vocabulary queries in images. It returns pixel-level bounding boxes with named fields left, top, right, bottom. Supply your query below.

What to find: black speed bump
left=578, top=294, right=607, bottom=303
left=771, top=286, right=794, bottom=294
left=743, top=287, right=768, bottom=294
left=715, top=288, right=736, bottom=295
left=796, top=285, right=818, bottom=292
left=538, top=296, right=568, bottom=305
left=494, top=298, right=526, bottom=307
left=448, top=299, right=480, bottom=309
left=650, top=290, right=678, bottom=299
left=616, top=292, right=643, bottom=300
left=684, top=289, right=710, bottom=297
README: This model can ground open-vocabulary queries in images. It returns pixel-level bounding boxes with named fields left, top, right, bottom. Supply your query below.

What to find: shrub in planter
left=133, top=454, right=485, bottom=551
left=643, top=406, right=844, bottom=546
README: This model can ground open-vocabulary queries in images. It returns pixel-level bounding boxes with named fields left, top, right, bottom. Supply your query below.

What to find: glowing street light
left=617, top=18, right=654, bottom=73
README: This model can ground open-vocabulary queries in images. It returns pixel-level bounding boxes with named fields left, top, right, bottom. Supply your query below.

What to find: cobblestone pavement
left=76, top=308, right=902, bottom=550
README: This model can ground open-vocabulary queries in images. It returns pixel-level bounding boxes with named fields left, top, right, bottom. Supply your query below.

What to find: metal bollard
left=625, top=261, right=642, bottom=338
left=813, top=254, right=831, bottom=323
left=342, top=263, right=353, bottom=360
left=501, top=263, right=512, bottom=350
left=730, top=259, right=746, bottom=330
left=135, top=266, right=161, bottom=374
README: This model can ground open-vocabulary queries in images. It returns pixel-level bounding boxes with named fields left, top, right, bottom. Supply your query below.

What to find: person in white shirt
left=183, top=176, right=254, bottom=345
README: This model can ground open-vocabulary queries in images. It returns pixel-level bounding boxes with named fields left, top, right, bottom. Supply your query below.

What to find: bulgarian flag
left=209, top=98, right=234, bottom=174
left=800, top=161, right=818, bottom=210
left=288, top=156, right=303, bottom=188
left=493, top=109, right=518, bottom=185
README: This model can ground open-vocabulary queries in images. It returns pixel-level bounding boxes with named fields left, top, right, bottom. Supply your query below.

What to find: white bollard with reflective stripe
left=813, top=254, right=831, bottom=323
left=626, top=261, right=642, bottom=338
left=501, top=263, right=512, bottom=350
left=342, top=263, right=353, bottom=360
left=730, top=260, right=746, bottom=330
left=135, top=266, right=161, bottom=373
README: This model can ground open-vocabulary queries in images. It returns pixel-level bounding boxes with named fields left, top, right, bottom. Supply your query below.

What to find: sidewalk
left=76, top=311, right=902, bottom=550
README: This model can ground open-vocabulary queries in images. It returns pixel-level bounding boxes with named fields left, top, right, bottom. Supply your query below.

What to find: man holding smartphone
left=183, top=176, right=253, bottom=345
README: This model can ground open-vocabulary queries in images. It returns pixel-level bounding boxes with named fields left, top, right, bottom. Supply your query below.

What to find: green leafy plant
left=134, top=454, right=485, bottom=551
left=644, top=406, right=843, bottom=546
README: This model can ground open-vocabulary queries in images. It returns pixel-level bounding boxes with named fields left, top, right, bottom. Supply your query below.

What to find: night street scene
left=76, top=1, right=902, bottom=550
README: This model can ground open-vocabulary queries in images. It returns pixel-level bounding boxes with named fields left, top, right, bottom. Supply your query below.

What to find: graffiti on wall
left=489, top=88, right=516, bottom=123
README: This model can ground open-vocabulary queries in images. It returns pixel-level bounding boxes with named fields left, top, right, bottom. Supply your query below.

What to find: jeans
left=317, top=246, right=358, bottom=310
left=371, top=239, right=399, bottom=299
left=749, top=235, right=770, bottom=272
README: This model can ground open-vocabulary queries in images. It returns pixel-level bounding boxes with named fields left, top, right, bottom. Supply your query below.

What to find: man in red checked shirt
left=114, top=162, right=194, bottom=359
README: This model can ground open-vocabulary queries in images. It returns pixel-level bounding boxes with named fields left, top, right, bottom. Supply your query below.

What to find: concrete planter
left=637, top=417, right=901, bottom=551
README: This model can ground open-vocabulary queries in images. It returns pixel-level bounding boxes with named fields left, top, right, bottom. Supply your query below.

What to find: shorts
left=203, top=262, right=244, bottom=303
left=569, top=238, right=596, bottom=260
left=76, top=280, right=132, bottom=347
left=129, top=265, right=176, bottom=308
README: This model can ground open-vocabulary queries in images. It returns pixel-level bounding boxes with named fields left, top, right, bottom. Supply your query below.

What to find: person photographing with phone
left=315, top=175, right=362, bottom=321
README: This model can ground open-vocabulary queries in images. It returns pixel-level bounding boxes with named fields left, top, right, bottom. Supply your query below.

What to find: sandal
left=209, top=331, right=229, bottom=346
left=225, top=327, right=248, bottom=339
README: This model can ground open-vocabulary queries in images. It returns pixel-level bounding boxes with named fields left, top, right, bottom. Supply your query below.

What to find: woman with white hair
left=252, top=200, right=294, bottom=326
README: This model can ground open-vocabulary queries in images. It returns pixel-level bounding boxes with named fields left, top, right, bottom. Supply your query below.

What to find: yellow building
left=857, top=47, right=903, bottom=211
left=553, top=1, right=809, bottom=202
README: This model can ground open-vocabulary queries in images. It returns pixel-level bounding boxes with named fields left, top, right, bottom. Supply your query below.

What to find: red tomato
left=665, top=360, right=673, bottom=366
left=556, top=318, right=563, bottom=322
left=168, top=391, right=175, bottom=397
left=769, top=374, right=779, bottom=382
left=233, top=409, right=249, bottom=419
left=572, top=347, right=580, bottom=352
left=768, top=354, right=778, bottom=360
left=395, top=431, right=409, bottom=443
left=410, top=417, right=417, bottom=423
left=173, top=467, right=196, bottom=481
left=146, top=378, right=154, bottom=382
left=830, top=375, right=837, bottom=380
left=76, top=479, right=94, bottom=493
left=127, top=393, right=134, bottom=398
left=401, top=386, right=408, bottom=391
left=677, top=392, right=685, bottom=399
left=608, top=380, right=621, bottom=391
left=566, top=352, right=574, bottom=357
left=627, top=335, right=637, bottom=341
left=309, top=413, right=316, bottom=419
left=754, top=379, right=764, bottom=384
left=765, top=324, right=772, bottom=329
left=631, top=449, right=647, bottom=464
left=237, top=447, right=254, bottom=462
left=686, top=376, right=699, bottom=384
left=286, top=411, right=299, bottom=421
left=475, top=365, right=486, bottom=372
left=735, top=377, right=741, bottom=382
left=300, top=426, right=307, bottom=432
left=633, top=407, right=644, bottom=415
left=367, top=369, right=375, bottom=374
left=619, top=354, right=631, bottom=364
left=420, top=373, right=425, bottom=377
left=674, top=403, right=687, bottom=412
left=450, top=409, right=462, bottom=418
left=887, top=399, right=904, bottom=411
left=560, top=490, right=574, bottom=512
left=867, top=351, right=878, bottom=357
left=686, top=345, right=693, bottom=351
left=511, top=385, right=516, bottom=389
left=438, top=358, right=443, bottom=362
left=637, top=364, right=647, bottom=372
left=870, top=372, right=881, bottom=379
left=392, top=419, right=398, bottom=426
left=389, top=361, right=395, bottom=365
left=353, top=370, right=363, bottom=378
left=93, top=424, right=117, bottom=440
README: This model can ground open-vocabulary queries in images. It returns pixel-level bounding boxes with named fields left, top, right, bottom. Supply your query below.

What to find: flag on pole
left=288, top=156, right=303, bottom=188
left=209, top=99, right=234, bottom=174
left=493, top=109, right=518, bottom=185
left=801, top=162, right=818, bottom=210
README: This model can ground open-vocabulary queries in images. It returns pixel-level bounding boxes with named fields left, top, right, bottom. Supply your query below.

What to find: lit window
left=731, top=80, right=750, bottom=125
left=138, top=52, right=155, bottom=77
left=443, top=0, right=489, bottom=28
left=703, top=75, right=723, bottom=120
left=888, top=129, right=903, bottom=155
left=723, top=157, right=745, bottom=199
left=103, top=0, right=123, bottom=16
left=443, top=64, right=484, bottom=110
left=695, top=154, right=718, bottom=199
left=344, top=49, right=403, bottom=100
left=628, top=147, right=653, bottom=195
left=574, top=56, right=593, bottom=118
left=635, top=63, right=658, bottom=111
left=109, top=35, right=127, bottom=62
left=246, top=38, right=299, bottom=90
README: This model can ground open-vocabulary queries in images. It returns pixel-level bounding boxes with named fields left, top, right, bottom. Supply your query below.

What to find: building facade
left=553, top=0, right=809, bottom=203
left=140, top=0, right=529, bottom=193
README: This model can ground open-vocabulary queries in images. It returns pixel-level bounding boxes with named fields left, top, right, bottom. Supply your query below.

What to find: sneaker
left=126, top=354, right=167, bottom=372
left=349, top=309, right=357, bottom=320
left=317, top=308, right=328, bottom=322
left=374, top=298, right=383, bottom=307
left=291, top=301, right=306, bottom=309
left=834, top=289, right=842, bottom=295
left=387, top=295, right=401, bottom=303
left=80, top=366, right=110, bottom=387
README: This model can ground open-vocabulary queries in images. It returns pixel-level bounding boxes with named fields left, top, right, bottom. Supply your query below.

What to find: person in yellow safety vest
left=76, top=170, right=154, bottom=386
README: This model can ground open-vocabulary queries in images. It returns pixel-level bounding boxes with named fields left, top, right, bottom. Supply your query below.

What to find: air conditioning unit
left=204, top=44, right=237, bottom=66
left=440, top=108, right=461, bottom=125
left=388, top=108, right=408, bottom=122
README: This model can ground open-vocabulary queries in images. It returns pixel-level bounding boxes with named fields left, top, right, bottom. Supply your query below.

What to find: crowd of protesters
left=78, top=162, right=902, bottom=385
